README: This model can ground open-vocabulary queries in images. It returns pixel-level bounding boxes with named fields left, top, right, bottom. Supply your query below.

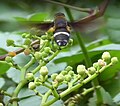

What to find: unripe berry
left=55, top=74, right=64, bottom=83
left=102, top=52, right=111, bottom=61
left=24, top=38, right=31, bottom=45
left=26, top=73, right=34, bottom=81
left=28, top=82, right=36, bottom=90
left=34, top=52, right=42, bottom=60
left=24, top=48, right=31, bottom=55
left=65, top=75, right=71, bottom=82
left=77, top=65, right=86, bottom=75
left=41, top=52, right=48, bottom=58
left=52, top=81, right=59, bottom=88
left=0, top=103, right=3, bottom=106
left=88, top=67, right=96, bottom=75
left=39, top=66, right=48, bottom=76
left=61, top=70, right=67, bottom=75
left=6, top=39, right=14, bottom=46
left=93, top=62, right=99, bottom=69
left=65, top=66, right=73, bottom=72
left=44, top=47, right=51, bottom=53
left=68, top=71, right=74, bottom=76
left=111, top=57, right=118, bottom=64
left=69, top=39, right=73, bottom=46
left=51, top=73, right=58, bottom=80
left=5, top=56, right=12, bottom=63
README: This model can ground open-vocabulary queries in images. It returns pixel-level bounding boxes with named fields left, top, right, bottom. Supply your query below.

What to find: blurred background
left=0, top=0, right=120, bottom=106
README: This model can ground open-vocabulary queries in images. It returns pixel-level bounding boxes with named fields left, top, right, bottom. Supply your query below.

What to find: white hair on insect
left=53, top=32, right=69, bottom=37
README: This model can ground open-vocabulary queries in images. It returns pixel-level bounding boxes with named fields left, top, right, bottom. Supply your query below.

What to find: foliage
left=0, top=0, right=120, bottom=106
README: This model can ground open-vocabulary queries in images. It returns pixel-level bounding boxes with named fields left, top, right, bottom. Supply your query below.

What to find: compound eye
left=56, top=40, right=68, bottom=46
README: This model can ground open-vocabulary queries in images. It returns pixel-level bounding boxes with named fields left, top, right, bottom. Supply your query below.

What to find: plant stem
left=42, top=63, right=112, bottom=106
left=12, top=79, right=28, bottom=106
left=64, top=7, right=103, bottom=106
left=21, top=57, right=35, bottom=80
left=44, top=0, right=92, bottom=13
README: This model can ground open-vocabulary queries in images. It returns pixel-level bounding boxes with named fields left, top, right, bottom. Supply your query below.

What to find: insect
left=34, top=0, right=109, bottom=46
left=0, top=0, right=109, bottom=61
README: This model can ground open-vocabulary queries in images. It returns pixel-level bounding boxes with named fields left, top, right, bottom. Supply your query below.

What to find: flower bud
left=55, top=74, right=64, bottom=83
left=0, top=103, right=3, bottom=106
left=98, top=59, right=106, bottom=67
left=88, top=67, right=96, bottom=75
left=77, top=65, right=86, bottom=75
left=65, top=66, right=73, bottom=72
left=65, top=75, right=71, bottom=82
left=34, top=52, right=42, bottom=60
left=102, top=52, right=111, bottom=61
left=5, top=56, right=12, bottom=63
left=39, top=66, right=48, bottom=76
left=26, top=73, right=34, bottom=81
left=111, top=57, right=118, bottom=64
left=51, top=73, right=58, bottom=80
left=24, top=38, right=31, bottom=45
left=6, top=39, right=14, bottom=46
left=28, top=82, right=36, bottom=90
left=24, top=48, right=31, bottom=55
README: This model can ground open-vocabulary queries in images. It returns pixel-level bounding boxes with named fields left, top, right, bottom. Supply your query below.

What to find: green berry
left=68, top=71, right=74, bottom=76
left=24, top=38, right=31, bottom=45
left=44, top=47, right=51, bottom=53
left=77, top=65, right=86, bottom=75
left=52, top=81, right=59, bottom=88
left=55, top=74, right=64, bottom=83
left=69, top=39, right=73, bottom=45
left=34, top=52, right=42, bottom=60
left=65, top=75, right=71, bottom=82
left=39, top=66, right=48, bottom=76
left=102, top=52, right=111, bottom=61
left=61, top=70, right=67, bottom=75
left=88, top=67, right=96, bottom=75
left=65, top=66, right=73, bottom=72
left=111, top=57, right=118, bottom=64
left=51, top=73, right=58, bottom=80
left=6, top=39, right=14, bottom=46
left=26, top=73, right=34, bottom=81
left=5, top=56, right=12, bottom=63
left=41, top=52, right=48, bottom=58
left=28, top=82, right=36, bottom=90
left=0, top=103, right=3, bottom=106
left=93, top=62, right=99, bottom=69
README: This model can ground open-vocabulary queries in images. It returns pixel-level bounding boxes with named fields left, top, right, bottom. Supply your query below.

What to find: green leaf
left=113, top=93, right=120, bottom=105
left=0, top=48, right=8, bottom=55
left=103, top=78, right=120, bottom=97
left=88, top=87, right=115, bottom=106
left=0, top=61, right=10, bottom=75
left=107, top=29, right=120, bottom=43
left=19, top=96, right=40, bottom=106
left=6, top=68, right=20, bottom=83
left=0, top=78, right=5, bottom=88
left=15, top=17, right=27, bottom=22
left=28, top=13, right=50, bottom=22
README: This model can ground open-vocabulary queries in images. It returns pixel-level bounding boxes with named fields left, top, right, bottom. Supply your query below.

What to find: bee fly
left=34, top=0, right=109, bottom=46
